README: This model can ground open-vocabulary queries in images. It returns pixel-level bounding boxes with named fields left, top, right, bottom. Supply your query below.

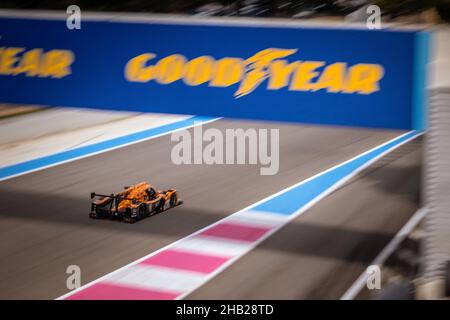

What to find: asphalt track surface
left=0, top=119, right=421, bottom=299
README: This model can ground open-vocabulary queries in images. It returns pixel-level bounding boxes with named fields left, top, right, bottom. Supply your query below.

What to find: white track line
left=171, top=236, right=251, bottom=258
left=105, top=264, right=206, bottom=293
left=340, top=207, right=427, bottom=300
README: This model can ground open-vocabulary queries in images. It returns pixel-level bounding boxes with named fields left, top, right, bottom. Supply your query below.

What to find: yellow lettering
left=13, top=48, right=42, bottom=77
left=210, top=58, right=243, bottom=87
left=155, top=54, right=186, bottom=84
left=290, top=61, right=324, bottom=91
left=343, top=64, right=384, bottom=94
left=122, top=49, right=384, bottom=97
left=125, top=53, right=156, bottom=82
left=268, top=60, right=299, bottom=90
left=0, top=47, right=24, bottom=75
left=312, top=62, right=346, bottom=93
left=183, top=56, right=214, bottom=86
left=236, top=48, right=297, bottom=98
left=40, top=50, right=74, bottom=78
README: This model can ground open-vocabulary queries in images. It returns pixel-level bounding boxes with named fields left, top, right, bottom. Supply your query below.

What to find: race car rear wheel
left=124, top=217, right=136, bottom=224
left=156, top=199, right=165, bottom=214
left=138, top=205, right=146, bottom=220
left=170, top=194, right=177, bottom=208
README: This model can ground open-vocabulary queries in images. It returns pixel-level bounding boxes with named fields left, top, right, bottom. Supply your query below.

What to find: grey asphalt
left=187, top=136, right=422, bottom=299
left=0, top=119, right=418, bottom=299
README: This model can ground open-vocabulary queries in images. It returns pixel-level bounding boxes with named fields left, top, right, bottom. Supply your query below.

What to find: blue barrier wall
left=0, top=15, right=425, bottom=129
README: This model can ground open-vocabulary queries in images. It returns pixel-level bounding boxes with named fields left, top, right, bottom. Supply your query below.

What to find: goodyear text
left=125, top=48, right=384, bottom=98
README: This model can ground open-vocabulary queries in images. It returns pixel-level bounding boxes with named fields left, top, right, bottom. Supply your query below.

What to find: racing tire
left=156, top=199, right=165, bottom=214
left=170, top=194, right=177, bottom=208
left=124, top=217, right=136, bottom=224
left=138, top=205, right=146, bottom=220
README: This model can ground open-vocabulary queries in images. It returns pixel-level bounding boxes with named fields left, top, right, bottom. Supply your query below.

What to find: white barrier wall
left=424, top=27, right=450, bottom=293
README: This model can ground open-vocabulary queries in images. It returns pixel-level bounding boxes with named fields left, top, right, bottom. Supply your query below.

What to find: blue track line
left=252, top=130, right=421, bottom=216
left=0, top=115, right=217, bottom=181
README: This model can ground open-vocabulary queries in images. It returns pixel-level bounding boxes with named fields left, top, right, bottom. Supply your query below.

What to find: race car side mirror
left=90, top=192, right=96, bottom=199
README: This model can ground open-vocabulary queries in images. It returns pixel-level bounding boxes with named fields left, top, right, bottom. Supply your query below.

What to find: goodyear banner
left=0, top=14, right=427, bottom=129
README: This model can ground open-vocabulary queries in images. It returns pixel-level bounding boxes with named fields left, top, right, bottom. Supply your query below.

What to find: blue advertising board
left=0, top=14, right=427, bottom=129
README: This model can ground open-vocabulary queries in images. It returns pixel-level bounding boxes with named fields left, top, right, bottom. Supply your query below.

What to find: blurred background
left=1, top=0, right=449, bottom=23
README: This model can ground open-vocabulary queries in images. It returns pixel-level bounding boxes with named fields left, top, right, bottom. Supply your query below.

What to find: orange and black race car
left=89, top=182, right=182, bottom=223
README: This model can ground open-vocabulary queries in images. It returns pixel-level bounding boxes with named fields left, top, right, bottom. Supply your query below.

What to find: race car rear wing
left=90, top=192, right=142, bottom=204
